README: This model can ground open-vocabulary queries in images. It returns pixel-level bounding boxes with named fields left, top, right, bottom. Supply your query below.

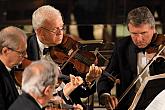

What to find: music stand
left=79, top=40, right=114, bottom=66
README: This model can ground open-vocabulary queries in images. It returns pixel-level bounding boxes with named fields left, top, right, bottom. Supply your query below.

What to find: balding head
left=0, top=26, right=27, bottom=53
left=22, top=60, right=59, bottom=97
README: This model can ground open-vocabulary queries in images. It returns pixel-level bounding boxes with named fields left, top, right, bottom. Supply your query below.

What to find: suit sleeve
left=97, top=43, right=120, bottom=100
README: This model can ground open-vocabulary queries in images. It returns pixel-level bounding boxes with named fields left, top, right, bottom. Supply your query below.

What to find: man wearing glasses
left=0, top=26, right=27, bottom=110
left=27, top=5, right=102, bottom=109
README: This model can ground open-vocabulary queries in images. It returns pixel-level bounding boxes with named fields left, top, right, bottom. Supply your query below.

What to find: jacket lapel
left=128, top=42, right=137, bottom=78
left=27, top=34, right=40, bottom=60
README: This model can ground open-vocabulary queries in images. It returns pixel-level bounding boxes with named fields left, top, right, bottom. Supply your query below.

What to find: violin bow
left=60, top=47, right=80, bottom=70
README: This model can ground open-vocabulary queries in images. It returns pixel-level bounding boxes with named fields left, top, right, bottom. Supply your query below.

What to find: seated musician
left=0, top=26, right=27, bottom=110
left=97, top=6, right=165, bottom=110
left=9, top=60, right=83, bottom=110
left=27, top=5, right=102, bottom=109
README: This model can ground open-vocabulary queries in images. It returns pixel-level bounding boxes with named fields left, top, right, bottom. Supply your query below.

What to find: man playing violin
left=27, top=5, right=102, bottom=109
left=0, top=26, right=27, bottom=110
left=9, top=60, right=83, bottom=110
left=97, top=6, right=165, bottom=110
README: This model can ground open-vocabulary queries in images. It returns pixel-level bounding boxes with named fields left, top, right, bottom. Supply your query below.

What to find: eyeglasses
left=7, top=47, right=26, bottom=57
left=41, top=26, right=65, bottom=34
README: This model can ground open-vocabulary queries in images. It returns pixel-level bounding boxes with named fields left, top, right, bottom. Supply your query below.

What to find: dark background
left=0, top=0, right=165, bottom=25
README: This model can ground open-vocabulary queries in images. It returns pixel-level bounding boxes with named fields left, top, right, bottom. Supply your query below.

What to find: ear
left=43, top=85, right=52, bottom=96
left=36, top=28, right=45, bottom=42
left=2, top=47, right=10, bottom=55
left=36, top=28, right=44, bottom=37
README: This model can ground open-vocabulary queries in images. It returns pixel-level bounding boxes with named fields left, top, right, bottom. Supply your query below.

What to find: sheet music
left=145, top=90, right=165, bottom=110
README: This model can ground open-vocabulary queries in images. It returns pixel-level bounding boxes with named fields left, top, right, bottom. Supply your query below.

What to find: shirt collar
left=6, top=66, right=11, bottom=72
left=36, top=35, right=48, bottom=54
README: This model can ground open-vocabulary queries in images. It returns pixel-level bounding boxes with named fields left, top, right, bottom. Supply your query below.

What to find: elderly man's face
left=37, top=16, right=64, bottom=46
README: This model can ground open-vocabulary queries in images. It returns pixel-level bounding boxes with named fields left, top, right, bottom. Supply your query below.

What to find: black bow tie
left=136, top=48, right=146, bottom=54
left=43, top=48, right=50, bottom=55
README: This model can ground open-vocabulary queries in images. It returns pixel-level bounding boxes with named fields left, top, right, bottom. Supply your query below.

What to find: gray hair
left=22, top=60, right=59, bottom=97
left=32, top=5, right=62, bottom=30
left=127, top=6, right=155, bottom=28
left=0, top=26, right=27, bottom=53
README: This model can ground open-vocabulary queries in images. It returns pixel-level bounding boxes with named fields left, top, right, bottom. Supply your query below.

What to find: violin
left=13, top=34, right=97, bottom=86
left=49, top=34, right=97, bottom=73
left=12, top=58, right=31, bottom=87
left=13, top=58, right=70, bottom=87
left=146, top=33, right=165, bottom=54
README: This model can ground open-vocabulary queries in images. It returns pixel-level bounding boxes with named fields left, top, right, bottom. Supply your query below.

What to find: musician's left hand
left=86, top=64, right=102, bottom=84
left=63, top=74, right=83, bottom=97
left=146, top=52, right=156, bottom=61
left=146, top=51, right=165, bottom=61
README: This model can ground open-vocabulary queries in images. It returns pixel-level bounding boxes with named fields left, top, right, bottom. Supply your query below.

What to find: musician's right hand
left=100, top=93, right=118, bottom=110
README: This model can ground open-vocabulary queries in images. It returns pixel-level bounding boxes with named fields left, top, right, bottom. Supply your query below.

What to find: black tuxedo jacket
left=9, top=92, right=41, bottom=110
left=27, top=34, right=96, bottom=109
left=97, top=36, right=165, bottom=110
left=0, top=60, right=19, bottom=110
left=27, top=34, right=40, bottom=61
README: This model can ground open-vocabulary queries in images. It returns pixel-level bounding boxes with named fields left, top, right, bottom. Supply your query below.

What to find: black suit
left=27, top=34, right=96, bottom=109
left=97, top=35, right=165, bottom=110
left=0, top=60, right=19, bottom=110
left=9, top=92, right=41, bottom=110
left=27, top=34, right=40, bottom=61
